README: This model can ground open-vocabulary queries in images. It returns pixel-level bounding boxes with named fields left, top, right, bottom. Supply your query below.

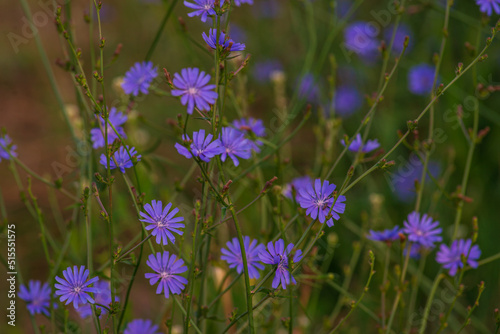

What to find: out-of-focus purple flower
left=184, top=0, right=216, bottom=22
left=219, top=127, right=252, bottom=166
left=367, top=226, right=401, bottom=243
left=404, top=243, right=423, bottom=259
left=228, top=25, right=247, bottom=43
left=297, top=179, right=346, bottom=227
left=18, top=280, right=52, bottom=316
left=0, top=135, right=17, bottom=162
left=121, top=61, right=158, bottom=96
left=384, top=23, right=413, bottom=55
left=283, top=176, right=312, bottom=200
left=298, top=73, right=320, bottom=102
left=476, top=0, right=500, bottom=16
left=402, top=211, right=442, bottom=248
left=436, top=239, right=481, bottom=276
left=124, top=319, right=161, bottom=334
left=234, top=0, right=253, bottom=6
left=100, top=146, right=141, bottom=173
left=90, top=108, right=128, bottom=149
left=145, top=251, right=188, bottom=298
left=171, top=68, right=218, bottom=115
left=391, top=156, right=440, bottom=202
left=175, top=129, right=224, bottom=162
left=252, top=0, right=281, bottom=18
left=140, top=200, right=185, bottom=245
left=232, top=117, right=266, bottom=152
left=259, top=239, right=302, bottom=289
left=76, top=280, right=117, bottom=318
left=55, top=266, right=99, bottom=309
left=202, top=29, right=246, bottom=52
left=408, top=64, right=438, bottom=96
left=344, top=21, right=380, bottom=61
left=332, top=86, right=362, bottom=117
left=253, top=59, right=283, bottom=83
left=341, top=133, right=380, bottom=153
left=336, top=0, right=354, bottom=17
left=221, top=236, right=265, bottom=279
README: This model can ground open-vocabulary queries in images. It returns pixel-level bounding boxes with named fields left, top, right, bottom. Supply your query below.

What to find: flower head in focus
left=90, top=108, right=128, bottom=149
left=219, top=127, right=253, bottom=166
left=18, top=280, right=52, bottom=316
left=259, top=239, right=302, bottom=289
left=436, top=239, right=481, bottom=276
left=341, top=134, right=380, bottom=153
left=140, top=200, right=185, bottom=245
left=171, top=68, right=218, bottom=115
left=221, top=236, right=265, bottom=279
left=145, top=251, right=188, bottom=298
left=297, top=179, right=347, bottom=227
left=99, top=146, right=141, bottom=173
left=184, top=0, right=216, bottom=22
left=402, top=211, right=442, bottom=248
left=121, top=61, right=158, bottom=96
left=55, top=266, right=99, bottom=309
left=202, top=29, right=246, bottom=53
left=175, top=129, right=224, bottom=162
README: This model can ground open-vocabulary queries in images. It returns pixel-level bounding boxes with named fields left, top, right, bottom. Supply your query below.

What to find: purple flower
left=202, top=29, right=246, bottom=52
left=0, top=135, right=17, bottom=162
left=171, top=68, right=218, bottom=115
left=332, top=86, right=362, bottom=117
left=221, top=236, right=265, bottom=279
left=405, top=243, right=424, bottom=259
left=55, top=266, right=99, bottom=309
left=145, top=251, right=188, bottom=298
left=121, top=61, right=158, bottom=96
left=476, top=0, right=500, bottom=16
left=99, top=146, right=141, bottom=173
left=297, top=179, right=347, bottom=227
left=184, top=0, right=216, bottom=22
left=219, top=127, right=253, bottom=166
left=90, top=108, right=128, bottom=149
left=124, top=319, right=161, bottom=334
left=252, top=0, right=281, bottom=18
left=283, top=176, right=313, bottom=200
left=258, top=239, right=303, bottom=289
left=140, top=200, right=185, bottom=245
left=408, top=64, right=438, bottom=96
left=175, top=129, right=224, bottom=162
left=18, top=280, right=52, bottom=316
left=436, top=239, right=481, bottom=276
left=391, top=156, right=441, bottom=202
left=402, top=211, right=442, bottom=248
left=344, top=21, right=380, bottom=61
left=298, top=73, right=320, bottom=102
left=341, top=134, right=380, bottom=153
left=232, top=117, right=266, bottom=152
left=367, top=226, right=401, bottom=243
left=76, top=280, right=118, bottom=318
left=383, top=23, right=412, bottom=55
left=253, top=59, right=283, bottom=83
left=234, top=0, right=253, bottom=6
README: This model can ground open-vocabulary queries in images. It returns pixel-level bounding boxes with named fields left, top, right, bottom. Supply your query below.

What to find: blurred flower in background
left=436, top=239, right=481, bottom=276
left=332, top=86, right=363, bottom=117
left=253, top=59, right=283, bottom=83
left=384, top=23, right=413, bottom=55
left=344, top=21, right=380, bottom=63
left=18, top=281, right=52, bottom=316
left=476, top=0, right=500, bottom=16
left=90, top=108, right=128, bottom=149
left=408, top=63, right=438, bottom=95
left=0, top=135, right=17, bottom=162
left=121, top=61, right=158, bottom=96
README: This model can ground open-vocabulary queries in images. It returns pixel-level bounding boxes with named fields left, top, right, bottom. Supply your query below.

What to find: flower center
left=160, top=271, right=170, bottom=279
left=188, top=87, right=199, bottom=95
left=74, top=286, right=81, bottom=294
left=156, top=220, right=166, bottom=227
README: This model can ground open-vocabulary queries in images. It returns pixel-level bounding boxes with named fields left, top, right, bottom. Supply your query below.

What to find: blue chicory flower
left=341, top=133, right=380, bottom=153
left=18, top=280, right=52, bottom=316
left=121, top=61, right=158, bottom=96
left=332, top=86, right=362, bottom=117
left=175, top=129, right=224, bottom=162
left=124, top=319, right=162, bottom=334
left=140, top=200, right=185, bottom=245
left=258, top=239, right=302, bottom=289
left=367, top=226, right=401, bottom=243
left=0, top=135, right=17, bottom=162
left=99, top=146, right=141, bottom=173
left=219, top=127, right=253, bottom=166
left=436, top=239, right=481, bottom=276
left=232, top=117, right=266, bottom=152
left=184, top=0, right=216, bottom=22
left=408, top=64, right=438, bottom=96
left=76, top=280, right=118, bottom=318
left=54, top=266, right=99, bottom=309
left=283, top=176, right=313, bottom=201
left=476, top=0, right=500, bottom=16
left=90, top=107, right=128, bottom=149
left=344, top=21, right=380, bottom=61
left=145, top=251, right=188, bottom=298
left=202, top=28, right=246, bottom=52
left=402, top=211, right=442, bottom=248
left=171, top=68, right=218, bottom=115
left=221, top=236, right=265, bottom=279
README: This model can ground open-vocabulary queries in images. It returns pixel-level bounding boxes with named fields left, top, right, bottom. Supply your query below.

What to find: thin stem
left=418, top=273, right=444, bottom=334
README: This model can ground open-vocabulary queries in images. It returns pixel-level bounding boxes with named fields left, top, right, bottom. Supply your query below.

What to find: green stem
left=418, top=273, right=444, bottom=334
